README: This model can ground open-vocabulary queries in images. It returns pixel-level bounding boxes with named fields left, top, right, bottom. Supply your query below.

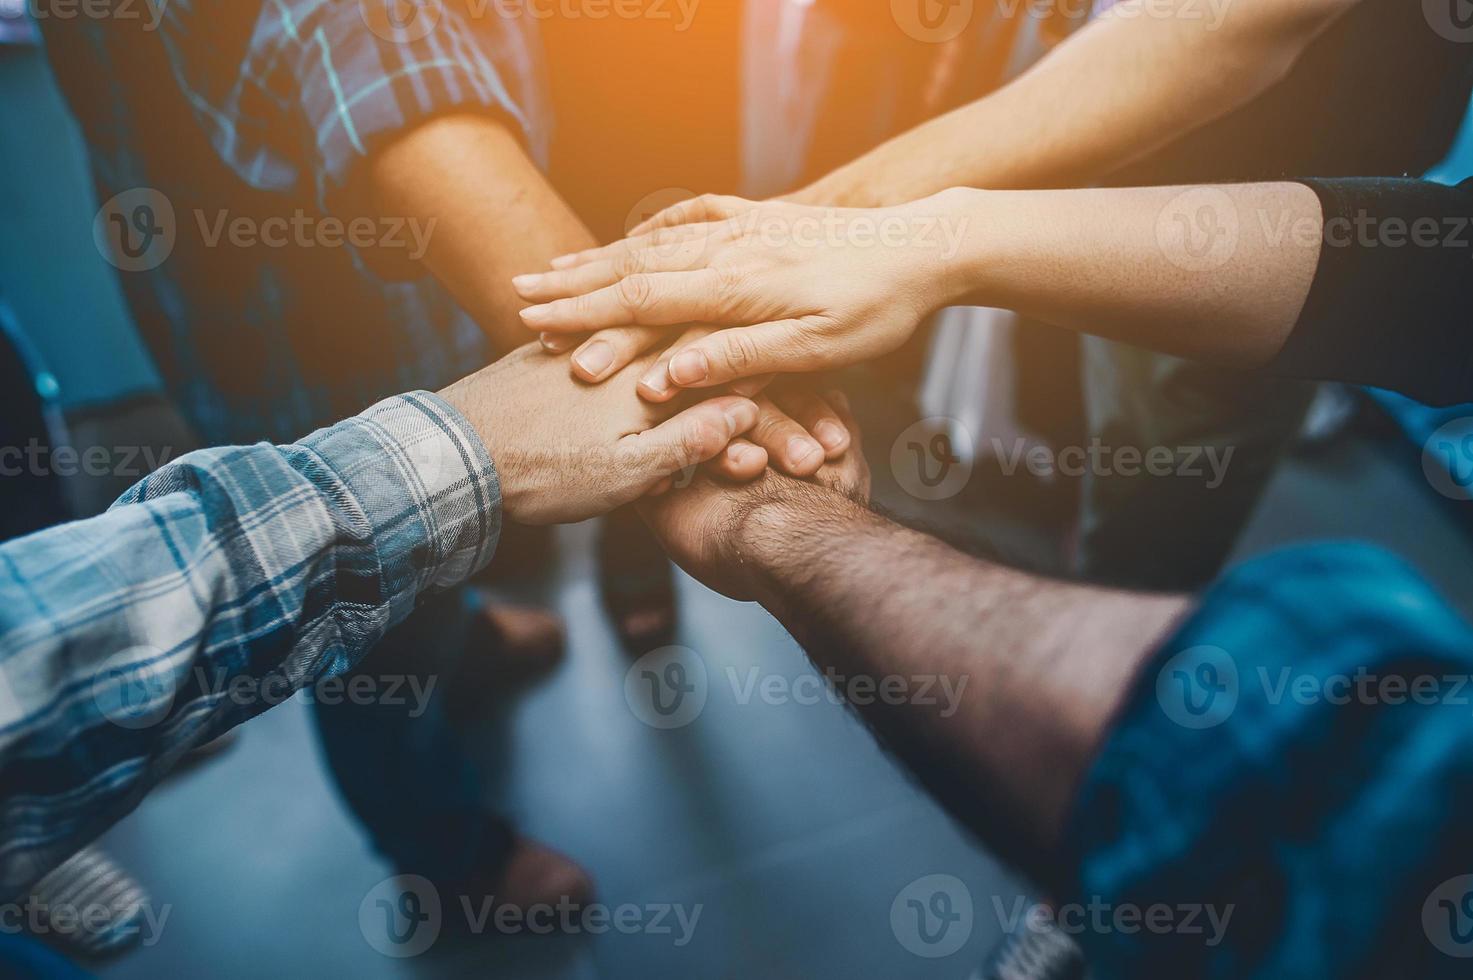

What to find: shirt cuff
left=300, top=391, right=501, bottom=624
left=289, top=0, right=548, bottom=220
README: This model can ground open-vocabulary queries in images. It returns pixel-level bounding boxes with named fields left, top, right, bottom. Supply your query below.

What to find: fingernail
left=724, top=402, right=757, bottom=432
left=549, top=254, right=578, bottom=269
left=519, top=304, right=551, bottom=323
left=787, top=436, right=822, bottom=467
left=640, top=368, right=670, bottom=396
left=574, top=340, right=614, bottom=378
left=814, top=421, right=846, bottom=451
left=728, top=443, right=757, bottom=465
left=669, top=349, right=709, bottom=385
left=512, top=273, right=543, bottom=291
left=730, top=378, right=764, bottom=397
left=540, top=331, right=572, bottom=351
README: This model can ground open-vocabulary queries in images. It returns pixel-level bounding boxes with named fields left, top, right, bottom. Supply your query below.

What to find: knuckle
left=721, top=332, right=761, bottom=375
left=615, top=273, right=654, bottom=313
left=615, top=248, right=648, bottom=277
left=681, top=419, right=723, bottom=461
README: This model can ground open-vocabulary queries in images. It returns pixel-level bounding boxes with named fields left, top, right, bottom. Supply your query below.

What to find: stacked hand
left=512, top=193, right=965, bottom=396
left=438, top=342, right=853, bottom=524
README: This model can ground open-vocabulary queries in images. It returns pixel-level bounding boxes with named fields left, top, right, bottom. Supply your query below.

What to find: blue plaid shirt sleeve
left=1063, top=542, right=1473, bottom=978
left=155, top=0, right=547, bottom=213
left=0, top=392, right=500, bottom=899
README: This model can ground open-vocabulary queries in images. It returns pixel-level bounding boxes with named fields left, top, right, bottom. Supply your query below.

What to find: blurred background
left=3, top=1, right=1473, bottom=977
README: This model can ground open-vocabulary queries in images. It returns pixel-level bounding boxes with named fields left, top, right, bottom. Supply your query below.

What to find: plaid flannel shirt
left=38, top=0, right=550, bottom=444
left=0, top=392, right=500, bottom=899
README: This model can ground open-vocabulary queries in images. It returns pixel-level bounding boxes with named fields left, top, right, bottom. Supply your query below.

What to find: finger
left=637, top=325, right=717, bottom=402
left=539, top=330, right=583, bottom=353
left=570, top=326, right=668, bottom=383
left=773, top=387, right=851, bottom=459
left=519, top=269, right=722, bottom=333
left=749, top=395, right=825, bottom=478
left=547, top=222, right=722, bottom=271
left=664, top=320, right=824, bottom=390
left=622, top=396, right=760, bottom=487
left=628, top=193, right=754, bottom=238
left=513, top=239, right=709, bottom=302
left=825, top=388, right=861, bottom=443
left=728, top=373, right=775, bottom=398
left=704, top=438, right=767, bottom=482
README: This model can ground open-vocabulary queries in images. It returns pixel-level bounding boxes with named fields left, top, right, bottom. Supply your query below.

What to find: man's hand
left=639, top=423, right=870, bottom=603
left=440, top=343, right=770, bottom=525
left=514, top=194, right=963, bottom=393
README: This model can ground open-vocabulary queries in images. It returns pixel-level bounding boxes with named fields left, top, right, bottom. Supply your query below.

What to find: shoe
left=435, top=835, right=595, bottom=939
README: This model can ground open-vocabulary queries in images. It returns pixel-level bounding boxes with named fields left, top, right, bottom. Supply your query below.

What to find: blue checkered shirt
left=37, top=0, right=550, bottom=444
left=1067, top=542, right=1473, bottom=977
left=0, top=392, right=500, bottom=899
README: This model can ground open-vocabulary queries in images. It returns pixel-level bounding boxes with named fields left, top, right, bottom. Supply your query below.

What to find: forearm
left=370, top=114, right=596, bottom=353
left=738, top=490, right=1187, bottom=872
left=938, top=182, right=1323, bottom=368
left=799, top=0, right=1354, bottom=207
left=0, top=394, right=498, bottom=897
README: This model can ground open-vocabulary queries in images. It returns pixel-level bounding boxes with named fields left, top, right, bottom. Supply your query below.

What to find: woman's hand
left=512, top=192, right=968, bottom=394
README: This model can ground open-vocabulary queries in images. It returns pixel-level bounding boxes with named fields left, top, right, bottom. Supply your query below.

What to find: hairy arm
left=798, top=0, right=1360, bottom=207
left=647, top=472, right=1187, bottom=868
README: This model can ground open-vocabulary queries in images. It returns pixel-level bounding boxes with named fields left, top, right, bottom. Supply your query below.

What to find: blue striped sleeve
left=0, top=392, right=499, bottom=899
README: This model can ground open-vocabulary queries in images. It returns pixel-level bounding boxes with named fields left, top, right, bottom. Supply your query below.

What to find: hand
left=440, top=342, right=772, bottom=525
left=513, top=192, right=967, bottom=393
left=639, top=411, right=870, bottom=604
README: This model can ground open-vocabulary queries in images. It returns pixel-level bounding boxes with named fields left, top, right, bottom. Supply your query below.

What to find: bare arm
left=368, top=114, right=599, bottom=354
left=642, top=463, right=1188, bottom=863
left=796, top=0, right=1361, bottom=207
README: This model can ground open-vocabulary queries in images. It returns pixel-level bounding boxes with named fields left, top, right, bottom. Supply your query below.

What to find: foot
left=438, top=836, right=595, bottom=939
left=446, top=600, right=566, bottom=723
left=598, top=508, right=678, bottom=654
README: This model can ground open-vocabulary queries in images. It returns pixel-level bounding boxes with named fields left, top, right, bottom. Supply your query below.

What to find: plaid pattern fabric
left=0, top=392, right=500, bottom=899
left=37, top=1, right=550, bottom=444
left=1066, top=542, right=1473, bottom=978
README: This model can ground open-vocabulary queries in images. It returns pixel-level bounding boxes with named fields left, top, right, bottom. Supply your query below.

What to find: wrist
left=731, top=482, right=876, bottom=615
left=908, top=187, right=996, bottom=309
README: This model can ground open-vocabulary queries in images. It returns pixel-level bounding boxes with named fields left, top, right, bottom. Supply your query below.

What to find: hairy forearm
left=799, top=0, right=1355, bottom=207
left=936, top=182, right=1323, bottom=367
left=738, top=491, right=1187, bottom=870
left=370, top=114, right=596, bottom=352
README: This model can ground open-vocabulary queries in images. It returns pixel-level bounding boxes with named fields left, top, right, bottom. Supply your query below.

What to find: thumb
left=623, top=396, right=760, bottom=487
left=665, top=321, right=818, bottom=389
